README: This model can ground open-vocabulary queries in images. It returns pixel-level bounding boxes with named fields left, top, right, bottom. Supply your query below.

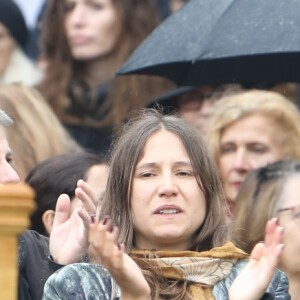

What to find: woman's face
left=0, top=23, right=16, bottom=77
left=131, top=130, right=206, bottom=251
left=178, top=87, right=216, bottom=137
left=277, top=175, right=300, bottom=275
left=218, top=114, right=284, bottom=203
left=64, top=0, right=122, bottom=60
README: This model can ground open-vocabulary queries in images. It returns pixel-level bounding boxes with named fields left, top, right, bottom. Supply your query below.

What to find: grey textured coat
left=43, top=260, right=290, bottom=299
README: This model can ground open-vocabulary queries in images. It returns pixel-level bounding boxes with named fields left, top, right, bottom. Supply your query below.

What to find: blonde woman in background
left=0, top=84, right=81, bottom=179
left=208, top=89, right=300, bottom=214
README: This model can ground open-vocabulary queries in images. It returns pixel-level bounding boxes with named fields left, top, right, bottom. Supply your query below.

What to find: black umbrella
left=118, top=0, right=300, bottom=86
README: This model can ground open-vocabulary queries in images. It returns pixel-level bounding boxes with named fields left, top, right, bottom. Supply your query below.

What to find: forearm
left=120, top=294, right=151, bottom=300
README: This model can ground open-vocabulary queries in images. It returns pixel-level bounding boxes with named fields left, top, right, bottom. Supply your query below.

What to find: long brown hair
left=99, top=109, right=230, bottom=299
left=38, top=0, right=172, bottom=128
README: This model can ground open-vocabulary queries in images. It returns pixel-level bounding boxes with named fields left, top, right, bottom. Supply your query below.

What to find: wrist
left=51, top=252, right=88, bottom=265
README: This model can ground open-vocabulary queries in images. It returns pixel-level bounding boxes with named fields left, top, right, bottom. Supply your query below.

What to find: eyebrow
left=135, top=161, right=192, bottom=171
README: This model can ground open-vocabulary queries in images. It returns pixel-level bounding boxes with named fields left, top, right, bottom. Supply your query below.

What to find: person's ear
left=42, top=210, right=55, bottom=235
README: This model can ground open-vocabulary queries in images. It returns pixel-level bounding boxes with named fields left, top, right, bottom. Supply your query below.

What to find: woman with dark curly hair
left=38, top=0, right=172, bottom=154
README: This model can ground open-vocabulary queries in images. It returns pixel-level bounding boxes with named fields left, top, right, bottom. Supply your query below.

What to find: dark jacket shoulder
left=19, top=230, right=61, bottom=300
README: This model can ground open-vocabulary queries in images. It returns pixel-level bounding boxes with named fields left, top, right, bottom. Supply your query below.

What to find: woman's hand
left=89, top=218, right=151, bottom=300
left=229, top=218, right=284, bottom=300
left=50, top=180, right=97, bottom=264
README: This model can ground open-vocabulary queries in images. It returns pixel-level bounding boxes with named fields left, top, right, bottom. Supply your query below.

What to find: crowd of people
left=0, top=0, right=299, bottom=299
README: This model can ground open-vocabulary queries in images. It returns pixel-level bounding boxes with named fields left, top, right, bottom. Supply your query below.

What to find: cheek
left=283, top=224, right=299, bottom=245
left=251, top=153, right=280, bottom=169
left=189, top=184, right=206, bottom=211
left=131, top=182, right=155, bottom=214
left=97, top=12, right=120, bottom=36
left=218, top=157, right=231, bottom=178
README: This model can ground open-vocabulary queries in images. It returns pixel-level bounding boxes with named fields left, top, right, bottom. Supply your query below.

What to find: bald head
left=0, top=109, right=19, bottom=183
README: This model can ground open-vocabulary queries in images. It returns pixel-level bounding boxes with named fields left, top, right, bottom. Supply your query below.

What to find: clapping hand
left=89, top=217, right=151, bottom=300
left=50, top=180, right=97, bottom=264
left=229, top=218, right=284, bottom=300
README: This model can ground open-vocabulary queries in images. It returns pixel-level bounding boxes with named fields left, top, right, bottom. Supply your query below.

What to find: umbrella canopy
left=118, top=0, right=300, bottom=86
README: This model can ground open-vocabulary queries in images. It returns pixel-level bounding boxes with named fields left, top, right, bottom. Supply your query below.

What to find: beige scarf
left=130, top=241, right=248, bottom=299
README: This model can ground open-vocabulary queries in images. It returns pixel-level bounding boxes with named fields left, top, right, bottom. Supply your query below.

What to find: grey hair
left=0, top=110, right=13, bottom=126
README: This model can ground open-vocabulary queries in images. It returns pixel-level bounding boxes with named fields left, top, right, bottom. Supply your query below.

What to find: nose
left=0, top=162, right=20, bottom=184
left=158, top=174, right=179, bottom=197
left=68, top=5, right=86, bottom=27
left=232, top=149, right=251, bottom=172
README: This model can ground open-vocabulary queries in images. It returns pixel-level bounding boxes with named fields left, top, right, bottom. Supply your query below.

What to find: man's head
left=0, top=109, right=20, bottom=183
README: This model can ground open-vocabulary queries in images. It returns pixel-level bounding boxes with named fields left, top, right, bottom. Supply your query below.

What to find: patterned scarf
left=130, top=242, right=248, bottom=299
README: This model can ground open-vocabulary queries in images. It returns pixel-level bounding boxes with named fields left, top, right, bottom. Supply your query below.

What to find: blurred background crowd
left=1, top=0, right=300, bottom=299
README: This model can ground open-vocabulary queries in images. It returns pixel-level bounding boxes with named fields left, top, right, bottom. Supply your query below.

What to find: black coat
left=18, top=230, right=62, bottom=300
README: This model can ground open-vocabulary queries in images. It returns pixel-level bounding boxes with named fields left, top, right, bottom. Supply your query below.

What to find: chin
left=157, top=228, right=185, bottom=240
left=71, top=53, right=98, bottom=61
left=71, top=48, right=114, bottom=61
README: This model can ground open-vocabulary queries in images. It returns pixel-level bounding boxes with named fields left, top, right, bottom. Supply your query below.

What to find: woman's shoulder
left=43, top=263, right=121, bottom=300
left=213, top=259, right=290, bottom=299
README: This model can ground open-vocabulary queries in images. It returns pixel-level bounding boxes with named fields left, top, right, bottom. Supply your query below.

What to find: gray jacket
left=43, top=260, right=290, bottom=299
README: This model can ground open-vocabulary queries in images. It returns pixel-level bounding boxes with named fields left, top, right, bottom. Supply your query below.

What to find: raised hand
left=89, top=218, right=151, bottom=300
left=229, top=218, right=284, bottom=300
left=75, top=179, right=98, bottom=216
left=50, top=180, right=97, bottom=265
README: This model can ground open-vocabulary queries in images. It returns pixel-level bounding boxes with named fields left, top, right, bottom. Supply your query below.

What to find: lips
left=69, top=35, right=90, bottom=45
left=232, top=181, right=242, bottom=189
left=154, top=205, right=183, bottom=215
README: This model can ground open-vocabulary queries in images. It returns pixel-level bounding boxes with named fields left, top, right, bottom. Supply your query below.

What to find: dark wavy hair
left=38, top=0, right=171, bottom=128
left=27, top=152, right=107, bottom=236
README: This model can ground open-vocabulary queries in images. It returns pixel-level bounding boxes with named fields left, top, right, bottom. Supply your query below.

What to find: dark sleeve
left=18, top=230, right=51, bottom=300
left=43, top=263, right=120, bottom=300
